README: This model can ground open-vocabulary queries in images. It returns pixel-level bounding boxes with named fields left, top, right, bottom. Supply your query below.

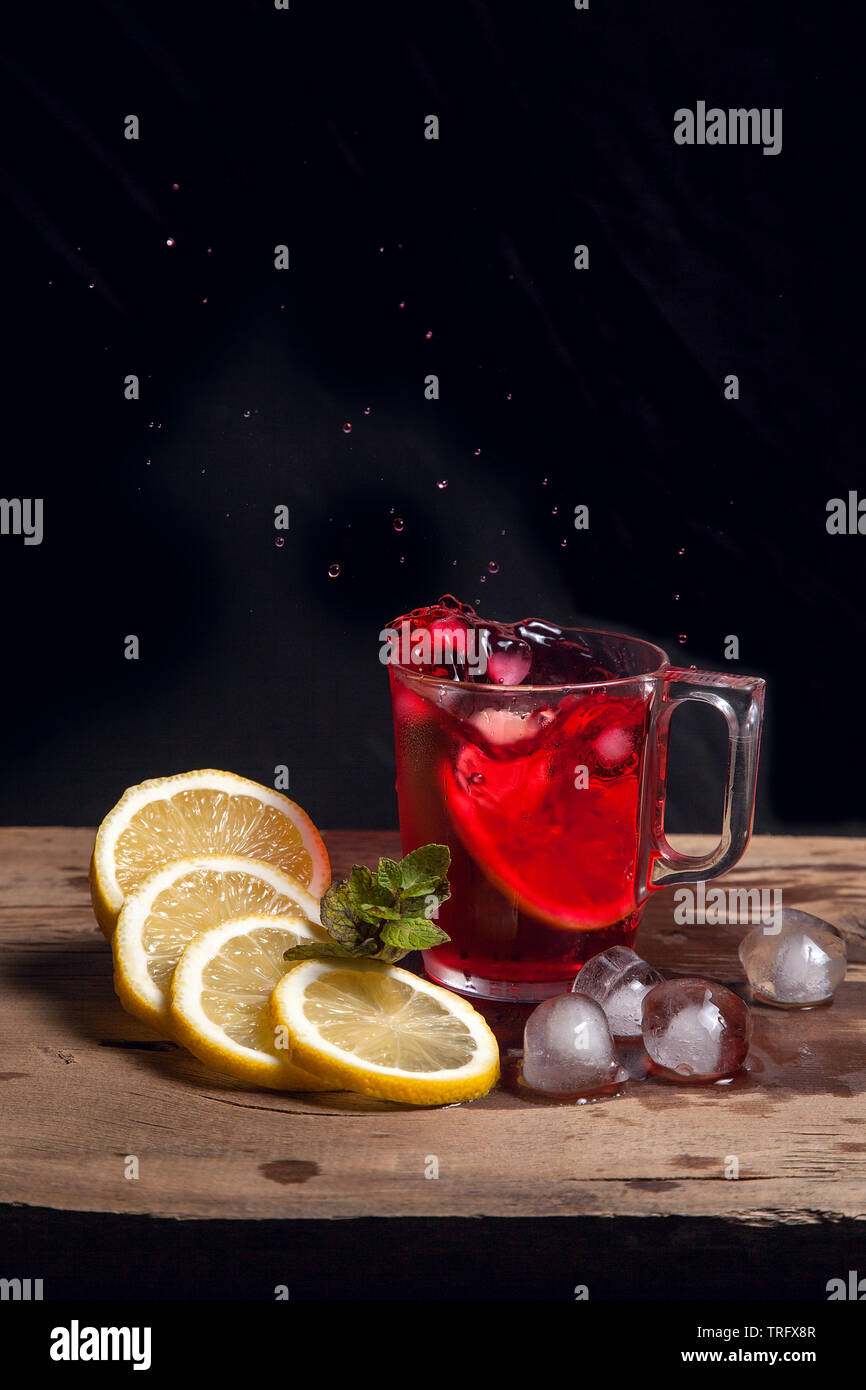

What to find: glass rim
left=387, top=625, right=673, bottom=694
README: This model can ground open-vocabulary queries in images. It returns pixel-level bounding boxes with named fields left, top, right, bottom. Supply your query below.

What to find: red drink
left=385, top=597, right=765, bottom=1002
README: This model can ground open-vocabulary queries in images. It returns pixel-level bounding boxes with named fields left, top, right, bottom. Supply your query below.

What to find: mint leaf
left=379, top=919, right=451, bottom=951
left=283, top=940, right=378, bottom=962
left=319, top=881, right=365, bottom=945
left=359, top=904, right=406, bottom=921
left=376, top=859, right=403, bottom=896
left=312, top=843, right=452, bottom=962
left=398, top=844, right=451, bottom=897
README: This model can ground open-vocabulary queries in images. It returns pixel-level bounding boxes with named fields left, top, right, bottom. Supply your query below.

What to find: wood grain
left=0, top=829, right=864, bottom=1297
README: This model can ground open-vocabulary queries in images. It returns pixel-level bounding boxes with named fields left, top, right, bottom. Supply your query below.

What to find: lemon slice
left=113, top=855, right=326, bottom=1031
left=270, top=959, right=500, bottom=1105
left=91, top=770, right=330, bottom=938
left=170, top=914, right=340, bottom=1091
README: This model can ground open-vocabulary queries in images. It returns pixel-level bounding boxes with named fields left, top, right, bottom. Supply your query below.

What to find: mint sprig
left=283, top=844, right=451, bottom=964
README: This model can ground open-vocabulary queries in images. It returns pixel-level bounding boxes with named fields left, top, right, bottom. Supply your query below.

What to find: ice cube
left=641, top=978, right=752, bottom=1080
left=573, top=945, right=664, bottom=1038
left=468, top=705, right=555, bottom=747
left=594, top=726, right=633, bottom=767
left=738, top=908, right=846, bottom=1007
left=522, top=992, right=628, bottom=1094
left=486, top=638, right=532, bottom=687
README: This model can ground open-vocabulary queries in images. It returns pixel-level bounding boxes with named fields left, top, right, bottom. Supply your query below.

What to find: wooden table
left=1, top=829, right=864, bottom=1300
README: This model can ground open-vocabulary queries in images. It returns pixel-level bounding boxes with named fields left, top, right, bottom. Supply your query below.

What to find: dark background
left=2, top=1, right=863, bottom=834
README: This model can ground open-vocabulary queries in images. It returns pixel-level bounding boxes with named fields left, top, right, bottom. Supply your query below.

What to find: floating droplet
left=275, top=537, right=285, bottom=548
left=480, top=575, right=487, bottom=583
left=474, top=448, right=482, bottom=456
left=560, top=538, right=568, bottom=548
left=673, top=593, right=680, bottom=600
left=551, top=506, right=558, bottom=515
left=425, top=330, right=432, bottom=339
left=437, top=479, right=448, bottom=489
left=243, top=410, right=251, bottom=418
left=678, top=547, right=685, bottom=556
left=506, top=392, right=512, bottom=400
left=201, top=297, right=208, bottom=304
left=399, top=555, right=405, bottom=564
left=488, top=561, right=499, bottom=574
left=398, top=300, right=406, bottom=309
left=172, top=182, right=179, bottom=191
left=328, top=563, right=341, bottom=578
left=363, top=407, right=371, bottom=415
left=165, top=237, right=175, bottom=247
left=678, top=634, right=688, bottom=644
left=393, top=517, right=405, bottom=532
left=343, top=422, right=352, bottom=434
left=542, top=477, right=549, bottom=486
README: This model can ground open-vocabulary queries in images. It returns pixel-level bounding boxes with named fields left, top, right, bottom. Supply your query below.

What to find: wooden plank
left=0, top=829, right=864, bottom=1235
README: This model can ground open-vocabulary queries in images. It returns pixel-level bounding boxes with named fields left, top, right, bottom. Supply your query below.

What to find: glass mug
left=388, top=629, right=765, bottom=1001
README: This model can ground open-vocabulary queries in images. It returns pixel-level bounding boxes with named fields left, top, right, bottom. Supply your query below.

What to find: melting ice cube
left=641, top=978, right=752, bottom=1080
left=523, top=992, right=628, bottom=1095
left=573, top=945, right=664, bottom=1038
left=738, top=908, right=846, bottom=1007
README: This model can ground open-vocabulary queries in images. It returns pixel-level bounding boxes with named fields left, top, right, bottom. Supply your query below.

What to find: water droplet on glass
left=378, top=246, right=384, bottom=253
left=275, top=537, right=285, bottom=548
left=451, top=559, right=457, bottom=566
left=166, top=237, right=175, bottom=247
left=201, top=297, right=208, bottom=304
left=542, top=477, right=549, bottom=486
left=207, top=247, right=213, bottom=254
left=363, top=407, right=371, bottom=415
left=398, top=300, right=406, bottom=309
left=399, top=555, right=405, bottom=564
left=469, top=773, right=485, bottom=787
left=506, top=392, right=512, bottom=400
left=488, top=561, right=499, bottom=574
left=425, top=330, right=432, bottom=339
left=673, top=593, right=680, bottom=601
left=474, top=448, right=482, bottom=456
left=243, top=410, right=251, bottom=418
left=393, top=517, right=404, bottom=532
left=343, top=422, right=352, bottom=434
left=146, top=459, right=151, bottom=466
left=500, top=529, right=506, bottom=536
left=560, top=538, right=568, bottom=548
left=88, top=283, right=95, bottom=289
left=552, top=506, right=558, bottom=515
left=172, top=183, right=180, bottom=191
left=480, top=575, right=486, bottom=583
left=328, top=563, right=341, bottom=578
left=436, top=479, right=448, bottom=489
left=678, top=634, right=687, bottom=644
left=678, top=547, right=685, bottom=556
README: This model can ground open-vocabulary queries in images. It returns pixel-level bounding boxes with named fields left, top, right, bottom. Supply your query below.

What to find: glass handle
left=649, top=667, right=765, bottom=888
